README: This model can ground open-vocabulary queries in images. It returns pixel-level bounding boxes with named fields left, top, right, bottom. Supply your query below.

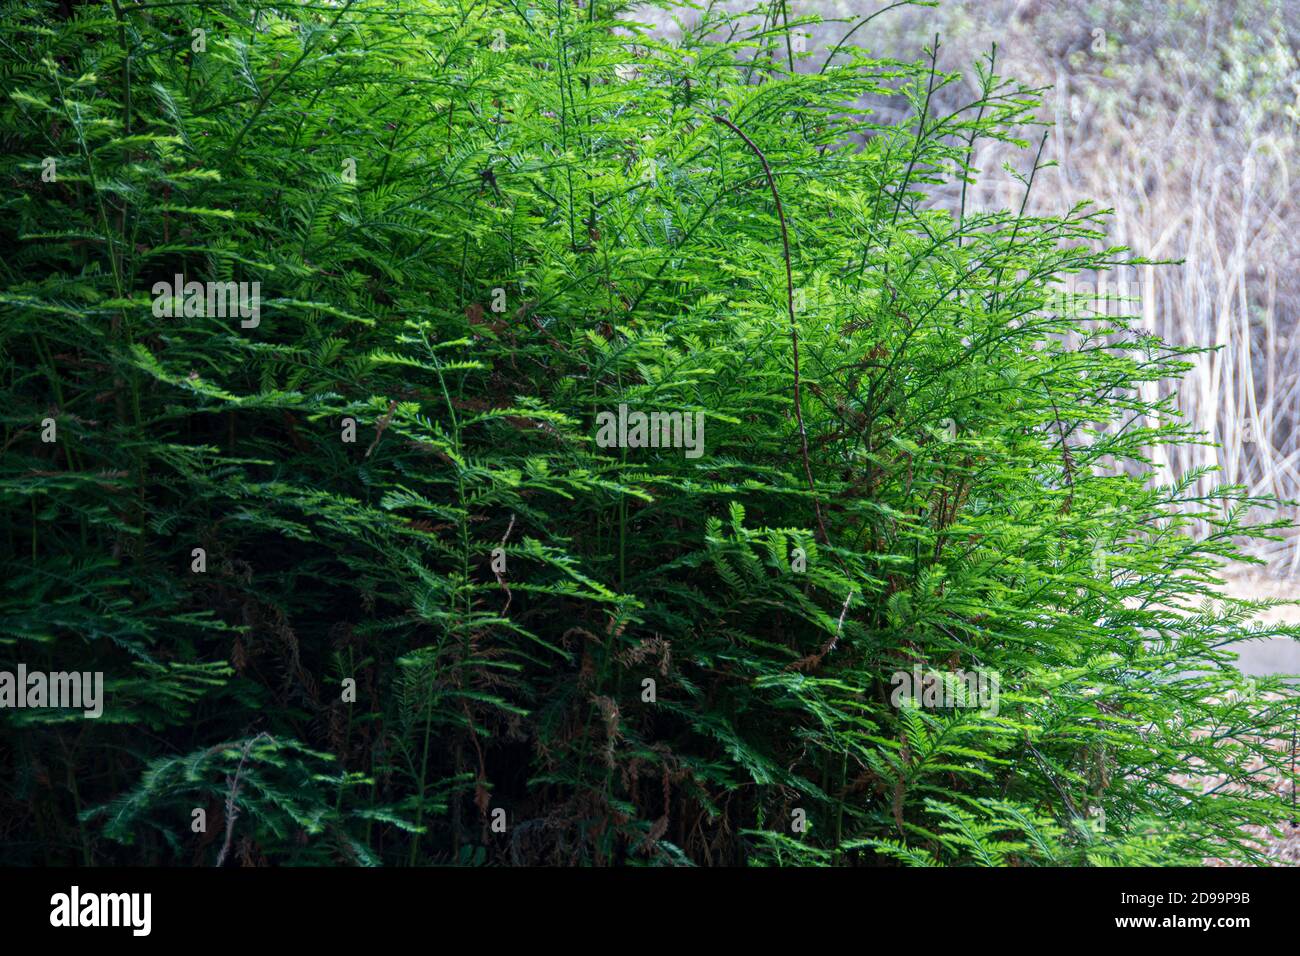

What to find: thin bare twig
left=711, top=112, right=855, bottom=667
left=711, top=113, right=828, bottom=547
left=216, top=732, right=272, bottom=867
left=493, top=512, right=516, bottom=614
left=1046, top=390, right=1076, bottom=514
left=364, top=400, right=399, bottom=459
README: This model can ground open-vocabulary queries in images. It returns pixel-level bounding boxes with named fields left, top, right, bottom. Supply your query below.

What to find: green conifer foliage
left=0, top=0, right=1295, bottom=866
